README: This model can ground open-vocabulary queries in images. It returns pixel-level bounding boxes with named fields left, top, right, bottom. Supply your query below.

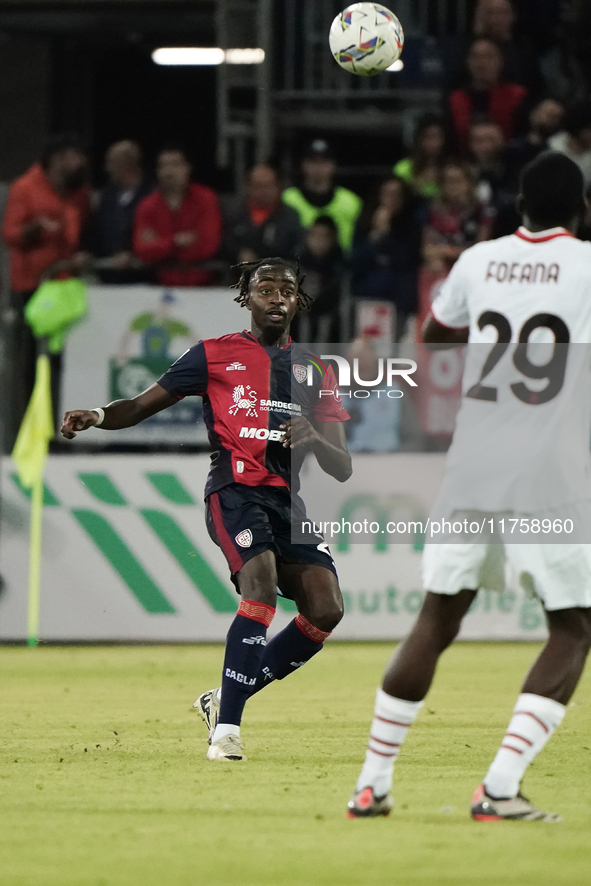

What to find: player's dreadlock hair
left=231, top=256, right=313, bottom=313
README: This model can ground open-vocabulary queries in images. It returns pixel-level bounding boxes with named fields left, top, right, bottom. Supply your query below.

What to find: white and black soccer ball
left=329, top=3, right=404, bottom=76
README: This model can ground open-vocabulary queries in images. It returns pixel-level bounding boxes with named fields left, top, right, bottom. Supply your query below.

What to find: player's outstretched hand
left=280, top=417, right=319, bottom=449
left=60, top=410, right=99, bottom=439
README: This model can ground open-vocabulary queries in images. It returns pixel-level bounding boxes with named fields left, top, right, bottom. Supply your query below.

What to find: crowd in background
left=3, top=0, right=591, bottom=452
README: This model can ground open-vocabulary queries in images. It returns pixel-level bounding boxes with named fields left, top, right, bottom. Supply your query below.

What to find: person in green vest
left=393, top=114, right=447, bottom=199
left=283, top=139, right=362, bottom=253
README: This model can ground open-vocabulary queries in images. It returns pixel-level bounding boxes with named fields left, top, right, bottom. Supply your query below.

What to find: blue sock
left=251, top=614, right=330, bottom=694
left=217, top=600, right=275, bottom=727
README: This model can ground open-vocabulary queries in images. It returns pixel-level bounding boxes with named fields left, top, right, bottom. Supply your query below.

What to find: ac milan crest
left=235, top=529, right=253, bottom=548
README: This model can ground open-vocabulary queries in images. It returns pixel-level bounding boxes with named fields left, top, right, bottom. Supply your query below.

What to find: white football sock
left=356, top=689, right=423, bottom=797
left=212, top=723, right=240, bottom=743
left=484, top=692, right=566, bottom=799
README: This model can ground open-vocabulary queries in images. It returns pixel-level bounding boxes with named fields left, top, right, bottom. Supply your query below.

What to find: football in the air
left=329, top=3, right=404, bottom=76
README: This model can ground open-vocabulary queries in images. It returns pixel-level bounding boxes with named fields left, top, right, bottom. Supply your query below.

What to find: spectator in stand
left=505, top=97, right=565, bottom=173
left=1, top=132, right=91, bottom=443
left=298, top=216, right=345, bottom=342
left=2, top=132, right=90, bottom=296
left=88, top=140, right=153, bottom=284
left=346, top=338, right=401, bottom=453
left=423, top=160, right=492, bottom=274
left=577, top=183, right=591, bottom=242
left=393, top=115, right=447, bottom=199
left=469, top=116, right=515, bottom=214
left=447, top=37, right=528, bottom=155
left=535, top=3, right=586, bottom=105
left=493, top=97, right=565, bottom=237
left=351, top=176, right=422, bottom=342
left=223, top=163, right=302, bottom=265
left=133, top=145, right=221, bottom=287
left=570, top=0, right=591, bottom=96
left=548, top=103, right=591, bottom=186
left=283, top=139, right=362, bottom=252
left=472, top=0, right=542, bottom=95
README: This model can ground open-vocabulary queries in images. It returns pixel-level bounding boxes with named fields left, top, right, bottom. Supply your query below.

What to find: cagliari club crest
left=293, top=364, right=308, bottom=384
left=235, top=529, right=253, bottom=548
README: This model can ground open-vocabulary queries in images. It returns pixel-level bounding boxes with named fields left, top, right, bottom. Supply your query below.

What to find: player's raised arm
left=281, top=416, right=352, bottom=482
left=60, top=383, right=177, bottom=439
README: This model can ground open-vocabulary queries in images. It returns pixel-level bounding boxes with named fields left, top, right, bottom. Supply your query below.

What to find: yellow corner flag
left=12, top=354, right=54, bottom=488
left=11, top=354, right=54, bottom=646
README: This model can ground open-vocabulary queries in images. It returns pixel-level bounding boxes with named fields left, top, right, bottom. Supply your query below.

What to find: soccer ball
left=329, top=3, right=404, bottom=76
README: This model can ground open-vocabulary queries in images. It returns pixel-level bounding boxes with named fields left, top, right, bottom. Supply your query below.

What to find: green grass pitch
left=1, top=642, right=590, bottom=886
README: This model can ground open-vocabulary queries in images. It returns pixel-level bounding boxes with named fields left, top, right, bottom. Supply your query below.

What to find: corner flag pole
left=11, top=340, right=54, bottom=647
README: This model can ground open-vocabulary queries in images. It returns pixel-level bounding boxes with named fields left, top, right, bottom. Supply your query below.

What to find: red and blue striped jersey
left=157, top=330, right=349, bottom=496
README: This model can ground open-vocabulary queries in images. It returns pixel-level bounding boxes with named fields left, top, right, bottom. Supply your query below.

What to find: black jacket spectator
left=351, top=177, right=423, bottom=342
left=223, top=164, right=302, bottom=266
left=469, top=117, right=516, bottom=216
left=505, top=98, right=565, bottom=179
left=88, top=140, right=153, bottom=283
left=298, top=216, right=345, bottom=342
left=494, top=98, right=565, bottom=237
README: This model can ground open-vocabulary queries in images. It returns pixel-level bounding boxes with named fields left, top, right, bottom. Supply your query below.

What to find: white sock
left=484, top=692, right=565, bottom=799
left=356, top=689, right=423, bottom=797
left=212, top=723, right=240, bottom=743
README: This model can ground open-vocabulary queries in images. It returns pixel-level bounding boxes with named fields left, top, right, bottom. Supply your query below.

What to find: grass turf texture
left=1, top=643, right=590, bottom=886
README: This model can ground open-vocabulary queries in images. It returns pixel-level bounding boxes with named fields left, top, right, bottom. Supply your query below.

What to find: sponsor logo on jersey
left=235, top=460, right=244, bottom=473
left=225, top=668, right=256, bottom=686
left=290, top=661, right=308, bottom=669
left=226, top=361, right=246, bottom=371
left=293, top=364, right=308, bottom=384
left=239, top=426, right=285, bottom=441
left=235, top=528, right=253, bottom=548
left=259, top=399, right=301, bottom=414
left=229, top=384, right=258, bottom=417
left=242, top=635, right=267, bottom=646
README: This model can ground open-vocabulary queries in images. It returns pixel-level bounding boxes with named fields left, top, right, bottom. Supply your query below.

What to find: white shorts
left=422, top=542, right=591, bottom=611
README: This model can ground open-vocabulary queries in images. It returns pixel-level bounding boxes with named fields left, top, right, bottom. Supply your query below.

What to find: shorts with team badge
left=423, top=540, right=591, bottom=611
left=206, top=482, right=337, bottom=595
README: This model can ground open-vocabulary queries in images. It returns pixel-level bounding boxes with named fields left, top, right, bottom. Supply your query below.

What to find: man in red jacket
left=1, top=132, right=90, bottom=445
left=2, top=132, right=90, bottom=295
left=448, top=37, right=528, bottom=155
left=133, top=146, right=222, bottom=287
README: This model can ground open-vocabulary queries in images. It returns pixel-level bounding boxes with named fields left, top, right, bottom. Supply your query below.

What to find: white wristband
left=92, top=407, right=105, bottom=427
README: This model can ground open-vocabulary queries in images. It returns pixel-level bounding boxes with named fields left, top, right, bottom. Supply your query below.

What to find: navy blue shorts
left=206, top=482, right=337, bottom=594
